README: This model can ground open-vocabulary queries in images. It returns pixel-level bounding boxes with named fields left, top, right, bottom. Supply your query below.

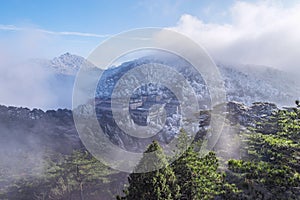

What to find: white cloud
left=0, top=24, right=23, bottom=31
left=0, top=24, right=111, bottom=38
left=0, top=30, right=56, bottom=109
left=0, top=23, right=114, bottom=109
left=172, top=1, right=300, bottom=72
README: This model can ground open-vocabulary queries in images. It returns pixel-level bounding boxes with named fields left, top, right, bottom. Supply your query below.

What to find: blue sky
left=0, top=0, right=239, bottom=57
left=0, top=0, right=235, bottom=32
left=0, top=0, right=299, bottom=60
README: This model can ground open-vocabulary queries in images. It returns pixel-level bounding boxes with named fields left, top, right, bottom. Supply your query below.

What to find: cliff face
left=226, top=101, right=278, bottom=127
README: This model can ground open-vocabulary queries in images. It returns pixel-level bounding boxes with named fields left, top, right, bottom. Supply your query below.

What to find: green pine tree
left=227, top=101, right=300, bottom=199
left=117, top=141, right=180, bottom=200
left=173, top=146, right=237, bottom=200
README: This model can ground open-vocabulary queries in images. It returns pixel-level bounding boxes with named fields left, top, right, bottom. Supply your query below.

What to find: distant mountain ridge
left=218, top=63, right=299, bottom=106
left=93, top=54, right=300, bottom=107
left=24, top=52, right=300, bottom=109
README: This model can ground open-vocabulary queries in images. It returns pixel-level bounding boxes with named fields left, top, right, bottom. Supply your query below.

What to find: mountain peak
left=62, top=52, right=71, bottom=56
left=50, top=53, right=96, bottom=75
left=57, top=52, right=77, bottom=60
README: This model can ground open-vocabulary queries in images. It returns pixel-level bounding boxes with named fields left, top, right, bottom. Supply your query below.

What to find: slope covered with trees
left=117, top=102, right=300, bottom=200
left=227, top=102, right=300, bottom=199
left=0, top=101, right=299, bottom=199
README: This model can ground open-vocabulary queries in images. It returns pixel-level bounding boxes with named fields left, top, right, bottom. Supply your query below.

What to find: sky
left=0, top=0, right=300, bottom=109
left=0, top=0, right=299, bottom=59
left=0, top=0, right=299, bottom=68
left=0, top=0, right=250, bottom=57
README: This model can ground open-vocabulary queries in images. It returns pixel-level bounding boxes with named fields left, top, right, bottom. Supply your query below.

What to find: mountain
left=1, top=53, right=299, bottom=199
left=218, top=63, right=300, bottom=106
left=0, top=101, right=279, bottom=159
left=0, top=101, right=279, bottom=192
left=92, top=55, right=299, bottom=107
left=0, top=105, right=81, bottom=154
left=17, top=52, right=299, bottom=110
left=24, top=53, right=100, bottom=109
left=33, top=52, right=97, bottom=76
left=0, top=101, right=277, bottom=166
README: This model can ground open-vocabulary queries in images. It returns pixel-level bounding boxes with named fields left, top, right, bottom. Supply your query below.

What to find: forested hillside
left=0, top=101, right=299, bottom=199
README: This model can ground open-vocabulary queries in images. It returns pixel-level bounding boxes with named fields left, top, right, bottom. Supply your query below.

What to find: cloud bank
left=172, top=1, right=300, bottom=72
left=0, top=31, right=74, bottom=110
left=0, top=23, right=107, bottom=109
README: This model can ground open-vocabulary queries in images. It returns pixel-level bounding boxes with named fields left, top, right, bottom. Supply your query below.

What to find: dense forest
left=0, top=102, right=299, bottom=200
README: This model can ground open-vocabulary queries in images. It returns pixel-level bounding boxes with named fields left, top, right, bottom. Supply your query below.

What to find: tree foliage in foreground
left=172, top=146, right=238, bottom=200
left=228, top=102, right=300, bottom=199
left=0, top=150, right=119, bottom=200
left=118, top=138, right=238, bottom=200
left=117, top=141, right=180, bottom=200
